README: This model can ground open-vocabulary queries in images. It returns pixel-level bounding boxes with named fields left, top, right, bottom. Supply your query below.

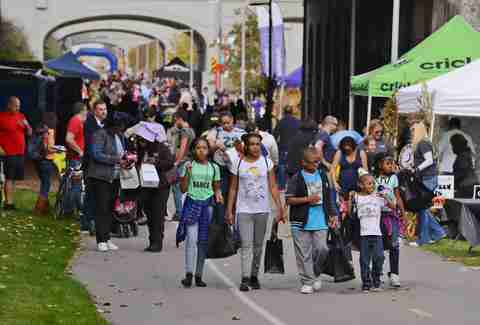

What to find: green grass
left=423, top=239, right=480, bottom=267
left=0, top=190, right=108, bottom=325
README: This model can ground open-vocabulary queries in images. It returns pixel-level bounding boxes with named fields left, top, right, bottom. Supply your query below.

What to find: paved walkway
left=72, top=216, right=480, bottom=325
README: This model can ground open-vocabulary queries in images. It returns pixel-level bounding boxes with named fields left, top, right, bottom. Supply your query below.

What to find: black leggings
left=90, top=178, right=119, bottom=243
left=142, top=186, right=170, bottom=245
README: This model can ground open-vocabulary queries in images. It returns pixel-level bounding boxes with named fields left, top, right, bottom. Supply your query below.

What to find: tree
left=44, top=36, right=63, bottom=61
left=0, top=19, right=34, bottom=61
left=167, top=32, right=198, bottom=67
left=225, top=10, right=268, bottom=97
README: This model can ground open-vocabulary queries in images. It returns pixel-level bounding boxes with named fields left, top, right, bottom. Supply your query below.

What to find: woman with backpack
left=226, top=133, right=285, bottom=292
left=32, top=112, right=57, bottom=215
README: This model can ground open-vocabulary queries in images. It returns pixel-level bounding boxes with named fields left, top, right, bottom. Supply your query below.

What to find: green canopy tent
left=351, top=15, right=480, bottom=123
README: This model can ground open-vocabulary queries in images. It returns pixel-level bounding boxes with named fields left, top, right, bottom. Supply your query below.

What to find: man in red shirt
left=64, top=102, right=88, bottom=225
left=66, top=102, right=87, bottom=161
left=0, top=97, right=32, bottom=210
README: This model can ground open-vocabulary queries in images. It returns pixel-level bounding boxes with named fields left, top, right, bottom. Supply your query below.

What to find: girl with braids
left=226, top=133, right=285, bottom=292
left=178, top=137, right=222, bottom=288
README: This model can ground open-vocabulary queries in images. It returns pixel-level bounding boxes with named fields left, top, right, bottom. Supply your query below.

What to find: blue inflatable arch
left=74, top=47, right=118, bottom=72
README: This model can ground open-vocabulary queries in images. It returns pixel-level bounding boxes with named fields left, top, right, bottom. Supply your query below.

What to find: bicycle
left=54, top=163, right=84, bottom=219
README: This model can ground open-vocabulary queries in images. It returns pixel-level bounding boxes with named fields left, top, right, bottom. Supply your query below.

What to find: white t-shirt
left=356, top=194, right=385, bottom=236
left=233, top=157, right=274, bottom=214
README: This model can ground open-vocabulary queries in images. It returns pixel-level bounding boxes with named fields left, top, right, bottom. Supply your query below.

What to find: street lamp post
left=250, top=0, right=274, bottom=132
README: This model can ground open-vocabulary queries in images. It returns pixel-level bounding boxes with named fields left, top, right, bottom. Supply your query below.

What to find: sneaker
left=249, top=276, right=261, bottom=290
left=106, top=241, right=119, bottom=251
left=239, top=277, right=250, bottom=292
left=97, top=242, right=109, bottom=252
left=313, top=280, right=322, bottom=292
left=362, top=286, right=370, bottom=293
left=371, top=286, right=384, bottom=292
left=389, top=273, right=401, bottom=288
left=3, top=204, right=16, bottom=211
left=300, top=285, right=314, bottom=294
left=409, top=242, right=419, bottom=247
left=80, top=230, right=90, bottom=235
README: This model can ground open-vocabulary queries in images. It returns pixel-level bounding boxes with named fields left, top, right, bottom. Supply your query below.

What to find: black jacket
left=286, top=170, right=337, bottom=229
left=286, top=128, right=318, bottom=175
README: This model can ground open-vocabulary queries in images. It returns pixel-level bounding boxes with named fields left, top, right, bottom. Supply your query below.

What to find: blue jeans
left=417, top=176, right=446, bottom=245
left=389, top=216, right=400, bottom=275
left=185, top=206, right=213, bottom=276
left=34, top=160, right=55, bottom=199
left=359, top=236, right=384, bottom=288
left=276, top=151, right=288, bottom=190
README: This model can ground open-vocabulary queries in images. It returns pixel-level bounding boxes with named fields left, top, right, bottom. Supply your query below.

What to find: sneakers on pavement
left=239, top=277, right=250, bottom=292
left=97, top=242, right=108, bottom=252
left=362, top=286, right=370, bottom=293
left=300, top=285, right=314, bottom=294
left=107, top=241, right=119, bottom=250
left=371, top=286, right=384, bottom=292
left=249, top=276, right=261, bottom=290
left=409, top=242, right=419, bottom=247
left=313, top=280, right=322, bottom=291
left=390, top=273, right=401, bottom=288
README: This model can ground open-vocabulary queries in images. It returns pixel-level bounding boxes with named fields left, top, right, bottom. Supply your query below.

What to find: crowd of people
left=0, top=72, right=477, bottom=294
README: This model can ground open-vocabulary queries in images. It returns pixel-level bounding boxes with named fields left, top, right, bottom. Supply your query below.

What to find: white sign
left=435, top=175, right=455, bottom=199
left=473, top=185, right=480, bottom=200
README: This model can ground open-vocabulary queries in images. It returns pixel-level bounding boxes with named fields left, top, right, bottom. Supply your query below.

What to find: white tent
left=397, top=58, right=480, bottom=117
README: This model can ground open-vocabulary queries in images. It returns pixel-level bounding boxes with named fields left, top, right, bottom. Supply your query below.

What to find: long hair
left=411, top=121, right=429, bottom=149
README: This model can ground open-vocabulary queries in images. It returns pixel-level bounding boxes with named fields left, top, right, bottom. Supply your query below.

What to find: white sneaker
left=409, top=242, right=419, bottom=247
left=390, top=273, right=401, bottom=288
left=300, top=285, right=314, bottom=294
left=97, top=242, right=109, bottom=252
left=313, top=280, right=322, bottom=291
left=107, top=240, right=119, bottom=251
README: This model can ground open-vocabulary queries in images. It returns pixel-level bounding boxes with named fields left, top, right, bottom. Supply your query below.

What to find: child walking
left=375, top=153, right=405, bottom=288
left=349, top=173, right=395, bottom=292
left=179, top=137, right=222, bottom=288
left=286, top=148, right=338, bottom=294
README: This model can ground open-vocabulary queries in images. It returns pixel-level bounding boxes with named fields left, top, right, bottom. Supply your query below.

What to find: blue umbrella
left=330, top=130, right=363, bottom=149
left=45, top=51, right=100, bottom=80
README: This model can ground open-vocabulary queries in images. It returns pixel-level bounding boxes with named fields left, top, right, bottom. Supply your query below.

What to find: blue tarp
left=282, top=66, right=302, bottom=88
left=45, top=52, right=100, bottom=80
left=75, top=47, right=118, bottom=72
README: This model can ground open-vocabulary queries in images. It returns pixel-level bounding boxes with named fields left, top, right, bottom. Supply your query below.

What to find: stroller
left=112, top=191, right=139, bottom=238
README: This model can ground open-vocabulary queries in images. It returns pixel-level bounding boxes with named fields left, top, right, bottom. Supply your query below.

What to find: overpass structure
left=2, top=0, right=303, bottom=82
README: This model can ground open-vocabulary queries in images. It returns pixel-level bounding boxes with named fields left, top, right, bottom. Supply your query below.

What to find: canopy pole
left=391, top=0, right=400, bottom=63
left=367, top=96, right=373, bottom=131
left=430, top=113, right=436, bottom=141
left=348, top=0, right=356, bottom=130
left=189, top=29, right=194, bottom=92
left=240, top=0, right=247, bottom=101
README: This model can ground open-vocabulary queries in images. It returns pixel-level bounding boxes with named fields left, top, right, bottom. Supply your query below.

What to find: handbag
left=207, top=223, right=237, bottom=259
left=323, top=229, right=356, bottom=283
left=120, top=166, right=140, bottom=190
left=398, top=170, right=434, bottom=212
left=139, top=163, right=160, bottom=188
left=264, top=222, right=285, bottom=274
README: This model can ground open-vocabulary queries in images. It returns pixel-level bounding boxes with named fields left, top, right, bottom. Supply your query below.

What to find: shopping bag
left=120, top=166, right=140, bottom=189
left=139, top=163, right=160, bottom=188
left=207, top=223, right=237, bottom=259
left=323, top=230, right=355, bottom=283
left=264, top=222, right=285, bottom=274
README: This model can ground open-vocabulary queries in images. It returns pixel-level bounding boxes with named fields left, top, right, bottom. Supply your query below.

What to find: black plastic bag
left=207, top=223, right=237, bottom=259
left=323, top=230, right=355, bottom=283
left=264, top=223, right=285, bottom=274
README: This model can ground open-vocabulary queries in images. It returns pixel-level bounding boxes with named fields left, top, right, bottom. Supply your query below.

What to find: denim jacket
left=87, top=129, right=124, bottom=182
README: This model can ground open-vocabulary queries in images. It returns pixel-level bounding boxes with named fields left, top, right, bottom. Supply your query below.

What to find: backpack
left=27, top=128, right=48, bottom=160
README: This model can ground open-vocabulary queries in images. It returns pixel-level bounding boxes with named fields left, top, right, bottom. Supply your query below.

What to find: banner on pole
left=255, top=1, right=286, bottom=80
